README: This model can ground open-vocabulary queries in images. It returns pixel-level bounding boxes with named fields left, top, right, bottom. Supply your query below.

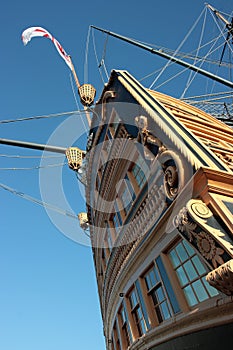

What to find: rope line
left=0, top=110, right=85, bottom=124
left=0, top=153, right=64, bottom=159
left=91, top=28, right=108, bottom=83
left=149, top=7, right=206, bottom=90
left=0, top=182, right=78, bottom=220
left=0, top=162, right=66, bottom=171
left=69, top=73, right=89, bottom=135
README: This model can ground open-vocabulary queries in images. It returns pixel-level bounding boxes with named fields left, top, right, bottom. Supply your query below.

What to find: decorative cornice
left=117, top=70, right=230, bottom=172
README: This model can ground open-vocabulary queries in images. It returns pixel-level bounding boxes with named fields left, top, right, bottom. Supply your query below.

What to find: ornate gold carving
left=174, top=200, right=233, bottom=269
left=215, top=152, right=233, bottom=171
left=135, top=115, right=148, bottom=130
left=134, top=115, right=166, bottom=160
left=78, top=212, right=89, bottom=230
left=206, top=259, right=233, bottom=296
left=174, top=199, right=233, bottom=294
left=196, top=231, right=224, bottom=268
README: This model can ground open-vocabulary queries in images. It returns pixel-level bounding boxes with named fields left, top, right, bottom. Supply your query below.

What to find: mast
left=206, top=3, right=233, bottom=28
left=206, top=3, right=233, bottom=65
left=0, top=138, right=67, bottom=154
left=90, top=25, right=233, bottom=89
left=0, top=138, right=86, bottom=172
left=69, top=56, right=92, bottom=126
left=69, top=56, right=81, bottom=89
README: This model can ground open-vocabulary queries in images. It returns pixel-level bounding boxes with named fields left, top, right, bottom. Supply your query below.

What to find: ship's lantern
left=66, top=147, right=85, bottom=171
left=78, top=84, right=96, bottom=107
left=78, top=212, right=89, bottom=230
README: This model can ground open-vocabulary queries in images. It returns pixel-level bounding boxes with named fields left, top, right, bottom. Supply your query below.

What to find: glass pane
left=121, top=308, right=126, bottom=324
left=160, top=301, right=171, bottom=320
left=145, top=275, right=151, bottom=290
left=169, top=250, right=180, bottom=268
left=135, top=280, right=150, bottom=330
left=192, top=279, right=209, bottom=302
left=157, top=287, right=165, bottom=302
left=176, top=266, right=188, bottom=286
left=151, top=268, right=160, bottom=286
left=137, top=307, right=143, bottom=319
left=192, top=255, right=207, bottom=275
left=139, top=319, right=146, bottom=335
left=184, top=260, right=198, bottom=281
left=184, top=285, right=198, bottom=306
left=130, top=291, right=137, bottom=309
left=176, top=243, right=188, bottom=262
left=183, top=240, right=195, bottom=256
left=202, top=277, right=219, bottom=297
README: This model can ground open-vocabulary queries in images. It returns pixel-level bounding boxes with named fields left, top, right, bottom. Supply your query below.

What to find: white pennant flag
left=21, top=26, right=73, bottom=71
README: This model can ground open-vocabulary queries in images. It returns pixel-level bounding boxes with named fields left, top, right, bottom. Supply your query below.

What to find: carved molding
left=206, top=259, right=233, bottom=296
left=103, top=181, right=167, bottom=320
left=158, top=150, right=185, bottom=201
left=215, top=152, right=233, bottom=171
left=174, top=199, right=233, bottom=295
left=135, top=115, right=166, bottom=161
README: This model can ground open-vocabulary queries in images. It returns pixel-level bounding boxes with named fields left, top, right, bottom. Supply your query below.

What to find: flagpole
left=69, top=56, right=92, bottom=127
left=22, top=27, right=96, bottom=127
left=69, top=56, right=81, bottom=88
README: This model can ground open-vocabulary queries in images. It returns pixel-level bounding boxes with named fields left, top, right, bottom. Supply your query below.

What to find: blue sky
left=0, top=1, right=232, bottom=349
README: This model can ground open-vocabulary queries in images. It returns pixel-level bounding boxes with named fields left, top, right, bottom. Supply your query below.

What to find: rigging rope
left=0, top=153, right=64, bottom=159
left=91, top=28, right=109, bottom=83
left=0, top=162, right=66, bottom=171
left=180, top=7, right=208, bottom=98
left=207, top=5, right=233, bottom=57
left=150, top=37, right=231, bottom=92
left=182, top=90, right=233, bottom=101
left=0, top=182, right=78, bottom=220
left=149, top=7, right=206, bottom=90
left=0, top=110, right=83, bottom=124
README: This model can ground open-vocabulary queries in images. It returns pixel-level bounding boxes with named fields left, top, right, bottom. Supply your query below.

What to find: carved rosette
left=196, top=231, right=225, bottom=268
left=174, top=200, right=232, bottom=269
left=174, top=199, right=233, bottom=295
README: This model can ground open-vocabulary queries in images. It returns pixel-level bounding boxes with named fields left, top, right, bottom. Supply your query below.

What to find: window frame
left=168, top=240, right=219, bottom=307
